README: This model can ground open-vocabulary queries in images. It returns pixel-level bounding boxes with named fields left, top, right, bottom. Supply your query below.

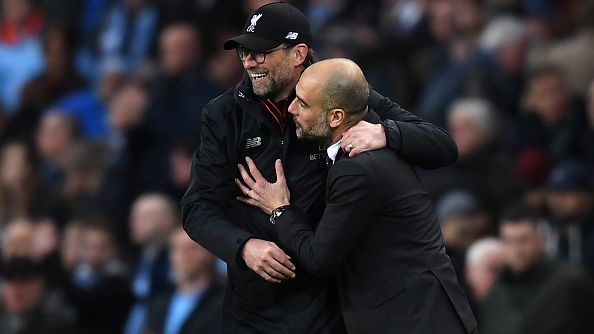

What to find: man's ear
left=291, top=44, right=309, bottom=67
left=328, top=109, right=345, bottom=129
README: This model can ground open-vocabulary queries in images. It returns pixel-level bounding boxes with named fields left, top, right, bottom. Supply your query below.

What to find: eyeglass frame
left=236, top=44, right=292, bottom=64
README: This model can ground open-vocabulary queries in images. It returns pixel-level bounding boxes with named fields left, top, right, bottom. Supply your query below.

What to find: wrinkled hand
left=241, top=238, right=296, bottom=283
left=235, top=157, right=290, bottom=215
left=341, top=121, right=386, bottom=157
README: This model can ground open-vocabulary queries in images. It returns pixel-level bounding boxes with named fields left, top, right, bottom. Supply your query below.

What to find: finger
left=274, top=159, right=286, bottom=183
left=245, top=157, right=266, bottom=183
left=268, top=248, right=296, bottom=271
left=340, top=134, right=351, bottom=151
left=341, top=142, right=350, bottom=153
left=277, top=255, right=296, bottom=271
left=349, top=145, right=365, bottom=157
left=262, top=263, right=292, bottom=280
left=257, top=270, right=281, bottom=283
left=235, top=178, right=250, bottom=195
left=236, top=195, right=250, bottom=203
left=238, top=163, right=256, bottom=188
left=268, top=258, right=296, bottom=278
left=237, top=196, right=261, bottom=207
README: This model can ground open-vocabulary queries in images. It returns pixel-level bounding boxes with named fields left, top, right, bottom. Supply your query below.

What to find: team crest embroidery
left=247, top=14, right=262, bottom=32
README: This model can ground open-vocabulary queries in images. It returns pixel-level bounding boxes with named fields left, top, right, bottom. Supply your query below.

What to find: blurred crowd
left=0, top=0, right=592, bottom=333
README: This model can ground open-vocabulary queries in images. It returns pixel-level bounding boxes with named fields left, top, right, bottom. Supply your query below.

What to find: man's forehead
left=297, top=73, right=320, bottom=91
left=296, top=75, right=319, bottom=100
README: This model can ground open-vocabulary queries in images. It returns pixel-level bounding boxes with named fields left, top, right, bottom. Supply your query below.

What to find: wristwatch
left=270, top=205, right=291, bottom=224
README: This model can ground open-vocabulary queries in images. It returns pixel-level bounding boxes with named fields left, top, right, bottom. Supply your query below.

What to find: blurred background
left=0, top=0, right=592, bottom=333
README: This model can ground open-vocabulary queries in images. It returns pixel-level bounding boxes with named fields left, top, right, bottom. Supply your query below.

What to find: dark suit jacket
left=275, top=148, right=477, bottom=334
left=65, top=272, right=134, bottom=334
left=146, top=283, right=224, bottom=334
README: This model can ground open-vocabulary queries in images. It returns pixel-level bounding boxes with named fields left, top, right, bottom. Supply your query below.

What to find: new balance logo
left=247, top=14, right=262, bottom=32
left=245, top=137, right=262, bottom=149
left=285, top=32, right=299, bottom=40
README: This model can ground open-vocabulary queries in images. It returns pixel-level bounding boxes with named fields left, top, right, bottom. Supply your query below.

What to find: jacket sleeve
left=181, top=104, right=254, bottom=267
left=275, top=160, right=379, bottom=277
left=369, top=89, right=458, bottom=169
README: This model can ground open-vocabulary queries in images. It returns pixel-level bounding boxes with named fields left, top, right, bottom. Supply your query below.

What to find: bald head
left=130, top=193, right=178, bottom=246
left=289, top=58, right=369, bottom=143
left=303, top=58, right=369, bottom=120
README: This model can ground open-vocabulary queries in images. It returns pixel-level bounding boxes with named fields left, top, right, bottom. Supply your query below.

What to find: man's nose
left=288, top=98, right=298, bottom=115
left=242, top=53, right=257, bottom=68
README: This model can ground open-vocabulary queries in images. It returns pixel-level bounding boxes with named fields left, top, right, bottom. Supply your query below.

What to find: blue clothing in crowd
left=0, top=37, right=44, bottom=113
left=164, top=287, right=204, bottom=334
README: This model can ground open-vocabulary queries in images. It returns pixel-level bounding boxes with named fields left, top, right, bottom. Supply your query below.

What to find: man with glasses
left=182, top=2, right=458, bottom=333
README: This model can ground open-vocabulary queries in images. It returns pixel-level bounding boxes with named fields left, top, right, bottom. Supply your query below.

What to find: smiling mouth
left=250, top=72, right=267, bottom=81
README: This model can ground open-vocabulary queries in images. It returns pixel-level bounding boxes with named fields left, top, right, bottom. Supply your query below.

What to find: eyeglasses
left=236, top=45, right=290, bottom=64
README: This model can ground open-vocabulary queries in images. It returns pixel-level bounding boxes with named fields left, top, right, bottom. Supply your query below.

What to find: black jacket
left=65, top=269, right=134, bottom=334
left=181, top=76, right=458, bottom=333
left=146, top=283, right=224, bottom=334
left=275, top=147, right=477, bottom=334
left=480, top=257, right=594, bottom=334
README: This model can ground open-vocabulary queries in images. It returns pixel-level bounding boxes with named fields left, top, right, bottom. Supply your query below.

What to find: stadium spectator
left=0, top=0, right=44, bottom=114
left=140, top=23, right=218, bottom=193
left=105, top=80, right=153, bottom=213
left=1, top=218, right=35, bottom=260
left=124, top=193, right=175, bottom=334
left=0, top=141, right=52, bottom=225
left=418, top=15, right=528, bottom=125
left=34, top=111, right=80, bottom=189
left=464, top=237, right=504, bottom=317
left=0, top=257, right=76, bottom=334
left=1, top=218, right=63, bottom=289
left=419, top=98, right=516, bottom=214
left=513, top=65, right=588, bottom=162
left=205, top=31, right=243, bottom=92
left=11, top=25, right=86, bottom=140
left=65, top=219, right=134, bottom=334
left=543, top=160, right=594, bottom=275
left=480, top=203, right=594, bottom=334
left=513, top=147, right=552, bottom=215
left=60, top=220, right=84, bottom=273
left=533, top=0, right=594, bottom=96
left=60, top=141, right=127, bottom=224
left=97, top=0, right=158, bottom=76
left=146, top=227, right=223, bottom=334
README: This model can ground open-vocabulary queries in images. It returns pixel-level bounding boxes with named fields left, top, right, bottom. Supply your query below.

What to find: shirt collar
left=326, top=140, right=342, bottom=164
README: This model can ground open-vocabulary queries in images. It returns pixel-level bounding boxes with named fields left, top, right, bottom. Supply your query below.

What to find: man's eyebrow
left=295, top=94, right=309, bottom=107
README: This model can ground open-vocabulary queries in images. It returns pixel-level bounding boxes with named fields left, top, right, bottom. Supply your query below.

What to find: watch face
left=270, top=207, right=287, bottom=224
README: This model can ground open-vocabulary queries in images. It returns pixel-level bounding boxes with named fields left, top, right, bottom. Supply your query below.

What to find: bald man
left=238, top=59, right=477, bottom=334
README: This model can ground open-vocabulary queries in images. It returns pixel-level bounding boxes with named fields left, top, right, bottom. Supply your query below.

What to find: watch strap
left=270, top=205, right=291, bottom=224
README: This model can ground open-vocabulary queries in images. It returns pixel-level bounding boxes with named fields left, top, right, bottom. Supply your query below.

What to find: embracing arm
left=236, top=158, right=376, bottom=278
left=368, top=89, right=458, bottom=168
left=275, top=162, right=379, bottom=277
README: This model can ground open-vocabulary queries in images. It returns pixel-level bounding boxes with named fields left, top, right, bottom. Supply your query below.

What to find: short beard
left=252, top=57, right=294, bottom=99
left=296, top=111, right=332, bottom=143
